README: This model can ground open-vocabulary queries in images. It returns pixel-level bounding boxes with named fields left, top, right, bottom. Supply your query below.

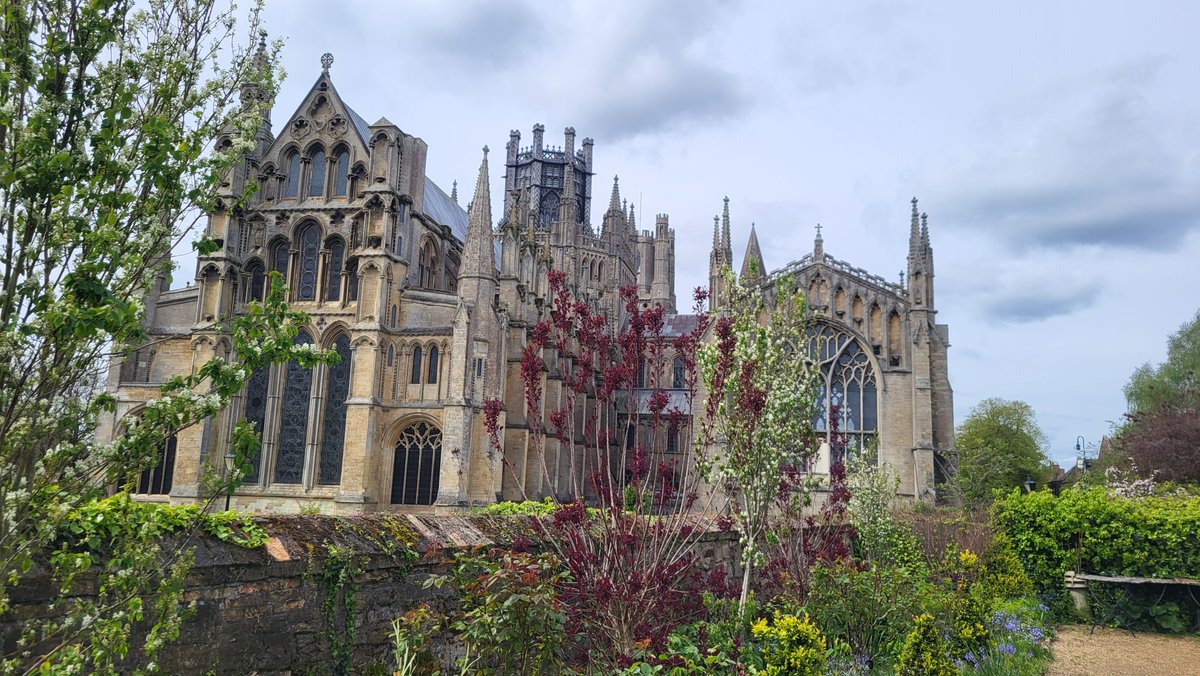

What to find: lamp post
left=1024, top=475, right=1035, bottom=493
left=223, top=452, right=236, bottom=511
left=1076, top=435, right=1088, bottom=472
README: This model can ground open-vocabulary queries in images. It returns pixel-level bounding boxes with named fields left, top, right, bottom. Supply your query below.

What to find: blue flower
left=1000, top=642, right=1017, bottom=656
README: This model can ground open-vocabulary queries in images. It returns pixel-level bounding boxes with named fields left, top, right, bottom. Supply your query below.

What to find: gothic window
left=392, top=204, right=405, bottom=253
left=319, top=335, right=351, bottom=485
left=672, top=357, right=685, bottom=389
left=538, top=192, right=559, bottom=229
left=427, top=346, right=439, bottom=384
left=283, top=151, right=300, bottom=197
left=296, top=222, right=320, bottom=300
left=418, top=239, right=438, bottom=289
left=325, top=237, right=344, bottom=301
left=390, top=305, right=398, bottom=328
left=246, top=259, right=265, bottom=302
left=888, top=311, right=902, bottom=367
left=242, top=366, right=269, bottom=482
left=386, top=344, right=395, bottom=367
left=410, top=346, right=423, bottom=384
left=345, top=258, right=359, bottom=302
left=270, top=238, right=289, bottom=277
left=391, top=422, right=442, bottom=505
left=274, top=330, right=313, bottom=484
left=238, top=219, right=253, bottom=255
left=809, top=323, right=878, bottom=462
left=392, top=354, right=401, bottom=400
left=332, top=148, right=349, bottom=196
left=308, top=147, right=326, bottom=197
left=136, top=434, right=176, bottom=495
left=635, top=358, right=646, bottom=388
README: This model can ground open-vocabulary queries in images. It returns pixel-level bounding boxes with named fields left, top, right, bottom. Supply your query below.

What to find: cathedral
left=99, top=53, right=953, bottom=513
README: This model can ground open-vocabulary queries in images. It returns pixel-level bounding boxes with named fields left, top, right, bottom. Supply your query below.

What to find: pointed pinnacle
left=609, top=175, right=621, bottom=212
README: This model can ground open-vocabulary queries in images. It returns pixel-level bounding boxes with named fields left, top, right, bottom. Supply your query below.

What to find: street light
left=1024, top=475, right=1035, bottom=493
left=223, top=452, right=236, bottom=511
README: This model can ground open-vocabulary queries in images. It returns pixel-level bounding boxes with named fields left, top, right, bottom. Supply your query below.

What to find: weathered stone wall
left=2, top=513, right=740, bottom=674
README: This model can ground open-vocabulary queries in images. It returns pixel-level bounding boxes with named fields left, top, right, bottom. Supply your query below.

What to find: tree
left=484, top=273, right=719, bottom=663
left=0, top=1, right=315, bottom=670
left=1124, top=309, right=1200, bottom=414
left=696, top=270, right=821, bottom=616
left=951, top=398, right=1048, bottom=508
left=1118, top=310, right=1200, bottom=483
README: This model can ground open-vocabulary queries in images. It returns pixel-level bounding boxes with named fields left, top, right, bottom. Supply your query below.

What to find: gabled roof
left=422, top=177, right=468, bottom=241
left=343, top=103, right=371, bottom=144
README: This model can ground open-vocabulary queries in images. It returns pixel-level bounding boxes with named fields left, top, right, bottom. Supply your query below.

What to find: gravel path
left=1048, top=625, right=1200, bottom=675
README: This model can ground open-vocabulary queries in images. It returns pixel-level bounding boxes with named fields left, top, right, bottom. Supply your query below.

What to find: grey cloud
left=979, top=280, right=1103, bottom=324
left=405, top=2, right=544, bottom=72
left=936, top=62, right=1200, bottom=251
left=580, top=62, right=746, bottom=142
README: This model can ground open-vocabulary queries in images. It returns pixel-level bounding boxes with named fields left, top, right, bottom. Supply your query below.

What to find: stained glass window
left=308, top=148, right=326, bottom=197
left=296, top=223, right=320, bottom=300
left=274, top=331, right=313, bottom=484
left=319, top=335, right=351, bottom=485
left=672, top=357, right=685, bottom=388
left=391, top=422, right=442, bottom=505
left=333, top=148, right=349, bottom=196
left=325, top=238, right=344, bottom=301
left=243, top=366, right=269, bottom=482
left=136, top=434, right=176, bottom=494
left=809, top=323, right=878, bottom=462
left=538, top=192, right=559, bottom=229
left=283, top=151, right=300, bottom=197
left=427, top=346, right=439, bottom=384
left=410, top=347, right=422, bottom=384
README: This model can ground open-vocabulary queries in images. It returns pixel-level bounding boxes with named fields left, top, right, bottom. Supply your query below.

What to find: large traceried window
left=270, top=239, right=289, bottom=277
left=296, top=222, right=320, bottom=300
left=319, top=335, right=351, bottom=485
left=274, top=331, right=313, bottom=484
left=810, top=323, right=879, bottom=462
left=391, top=422, right=442, bottom=505
left=242, top=366, right=269, bottom=482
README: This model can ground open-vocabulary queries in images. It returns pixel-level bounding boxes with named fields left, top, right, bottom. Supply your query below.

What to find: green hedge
left=991, top=487, right=1200, bottom=594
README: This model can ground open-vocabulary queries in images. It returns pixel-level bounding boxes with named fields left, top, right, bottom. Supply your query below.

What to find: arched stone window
left=270, top=238, right=289, bottom=277
left=136, top=434, right=176, bottom=495
left=538, top=192, right=559, bottom=229
left=410, top=346, right=423, bottom=384
left=242, top=365, right=269, bottom=482
left=246, top=259, right=265, bottom=302
left=319, top=334, right=351, bottom=485
left=332, top=147, right=349, bottom=196
left=418, top=239, right=438, bottom=289
left=390, top=304, right=398, bottom=328
left=308, top=147, right=326, bottom=197
left=296, top=222, right=321, bottom=300
left=274, top=330, right=313, bottom=484
left=283, top=151, right=301, bottom=197
left=325, top=237, right=344, bottom=302
left=427, top=346, right=439, bottom=384
left=391, top=422, right=442, bottom=505
left=672, top=357, right=685, bottom=388
left=810, top=323, right=879, bottom=461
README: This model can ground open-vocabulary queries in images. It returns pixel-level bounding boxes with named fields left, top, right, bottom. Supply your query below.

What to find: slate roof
left=423, top=177, right=469, bottom=241
left=661, top=314, right=702, bottom=338
left=343, top=103, right=371, bottom=145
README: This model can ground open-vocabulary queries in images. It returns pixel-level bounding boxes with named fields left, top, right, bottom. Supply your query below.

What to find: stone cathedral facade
left=99, top=55, right=952, bottom=513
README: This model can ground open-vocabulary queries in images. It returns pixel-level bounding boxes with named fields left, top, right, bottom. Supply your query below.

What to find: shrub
left=802, top=561, right=925, bottom=667
left=750, top=612, right=828, bottom=676
left=896, top=613, right=956, bottom=676
left=978, top=533, right=1034, bottom=602
left=991, top=486, right=1200, bottom=621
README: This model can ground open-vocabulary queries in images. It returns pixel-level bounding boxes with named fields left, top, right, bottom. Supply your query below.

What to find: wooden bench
left=1065, top=570, right=1200, bottom=633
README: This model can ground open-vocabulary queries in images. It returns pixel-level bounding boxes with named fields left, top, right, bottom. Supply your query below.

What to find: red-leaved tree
left=484, top=272, right=730, bottom=662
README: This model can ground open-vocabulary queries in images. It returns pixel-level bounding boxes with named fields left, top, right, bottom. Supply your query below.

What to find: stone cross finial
left=815, top=223, right=823, bottom=237
left=320, top=53, right=334, bottom=72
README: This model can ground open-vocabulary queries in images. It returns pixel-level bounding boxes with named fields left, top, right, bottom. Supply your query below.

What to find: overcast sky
left=254, top=0, right=1200, bottom=467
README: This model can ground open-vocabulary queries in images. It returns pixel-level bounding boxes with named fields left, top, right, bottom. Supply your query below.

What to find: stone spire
left=908, top=197, right=921, bottom=262
left=459, top=147, right=497, bottom=291
left=628, top=202, right=636, bottom=230
left=741, top=222, right=765, bottom=280
left=451, top=180, right=458, bottom=204
left=608, top=175, right=621, bottom=213
left=721, top=196, right=732, bottom=255
left=712, top=215, right=720, bottom=251
left=813, top=222, right=824, bottom=260
left=920, top=212, right=929, bottom=255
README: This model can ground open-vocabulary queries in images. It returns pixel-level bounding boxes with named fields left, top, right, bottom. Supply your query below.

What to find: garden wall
left=2, top=514, right=741, bottom=674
